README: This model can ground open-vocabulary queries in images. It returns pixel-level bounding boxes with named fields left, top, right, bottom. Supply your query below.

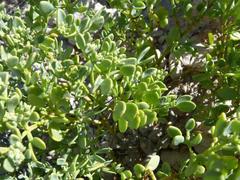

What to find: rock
left=160, top=145, right=189, bottom=170
left=140, top=137, right=155, bottom=154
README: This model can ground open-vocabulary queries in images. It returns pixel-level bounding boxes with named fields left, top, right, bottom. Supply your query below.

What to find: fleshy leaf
left=31, top=137, right=46, bottom=150
left=39, top=1, right=55, bottom=15
left=173, top=135, right=185, bottom=146
left=113, top=101, right=126, bottom=122
left=146, top=154, right=160, bottom=171
left=118, top=118, right=128, bottom=133
left=3, top=158, right=15, bottom=173
left=49, top=127, right=63, bottom=142
left=167, top=126, right=182, bottom=138
left=122, top=102, right=138, bottom=121
left=100, top=78, right=113, bottom=96
left=176, top=101, right=196, bottom=112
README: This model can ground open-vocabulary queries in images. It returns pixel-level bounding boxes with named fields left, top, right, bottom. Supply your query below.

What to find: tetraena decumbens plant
left=0, top=0, right=240, bottom=179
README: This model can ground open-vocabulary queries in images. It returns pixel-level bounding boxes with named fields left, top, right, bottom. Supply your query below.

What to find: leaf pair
left=167, top=126, right=184, bottom=146
left=113, top=101, right=157, bottom=132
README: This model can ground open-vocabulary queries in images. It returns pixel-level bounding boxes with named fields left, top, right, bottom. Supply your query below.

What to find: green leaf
left=5, top=35, right=14, bottom=47
left=135, top=82, right=148, bottom=99
left=137, top=102, right=150, bottom=109
left=194, top=165, right=205, bottom=177
left=133, top=0, right=146, bottom=10
left=0, top=102, right=5, bottom=119
left=118, top=118, right=128, bottom=133
left=101, top=41, right=110, bottom=52
left=31, top=137, right=46, bottom=150
left=28, top=94, right=46, bottom=108
left=158, top=6, right=169, bottom=28
left=49, top=127, right=63, bottom=142
left=0, top=72, right=9, bottom=84
left=113, top=101, right=126, bottom=122
left=167, top=27, right=180, bottom=45
left=90, top=16, right=104, bottom=31
left=92, top=75, right=103, bottom=93
left=128, top=115, right=141, bottom=129
left=230, top=119, right=240, bottom=134
left=79, top=16, right=92, bottom=32
left=176, top=95, right=193, bottom=104
left=57, top=8, right=66, bottom=26
left=139, top=55, right=155, bottom=65
left=12, top=16, right=25, bottom=28
left=230, top=31, right=240, bottom=41
left=98, top=59, right=112, bottom=72
left=176, top=101, right=196, bottom=112
left=219, top=144, right=239, bottom=156
left=161, top=162, right=171, bottom=175
left=75, top=33, right=86, bottom=51
left=66, top=14, right=74, bottom=25
left=120, top=172, right=127, bottom=180
left=24, top=149, right=32, bottom=160
left=160, top=17, right=168, bottom=28
left=184, top=162, right=199, bottom=177
left=190, top=133, right=202, bottom=146
left=144, top=109, right=157, bottom=124
left=185, top=118, right=196, bottom=131
left=0, top=147, right=9, bottom=155
left=30, top=112, right=40, bottom=121
left=208, top=32, right=214, bottom=45
left=146, top=154, right=160, bottom=171
left=123, top=170, right=132, bottom=178
left=213, top=113, right=228, bottom=137
left=142, top=68, right=157, bottom=79
left=57, top=158, right=67, bottom=166
left=120, top=65, right=136, bottom=76
left=50, top=115, right=69, bottom=124
left=120, top=57, right=137, bottom=65
left=216, top=87, right=238, bottom=100
left=167, top=126, right=182, bottom=138
left=39, top=1, right=55, bottom=15
left=6, top=95, right=20, bottom=112
left=133, top=164, right=145, bottom=175
left=26, top=52, right=37, bottom=68
left=203, top=171, right=225, bottom=180
left=138, top=110, right=147, bottom=127
left=9, top=134, right=20, bottom=145
left=50, top=86, right=67, bottom=104
left=6, top=56, right=18, bottom=68
left=78, top=65, right=89, bottom=80
left=78, top=136, right=87, bottom=149
left=138, top=46, right=150, bottom=62
left=222, top=156, right=238, bottom=170
left=142, top=90, right=159, bottom=106
left=122, top=103, right=138, bottom=121
left=100, top=78, right=113, bottom=96
left=155, top=81, right=168, bottom=91
left=49, top=173, right=60, bottom=180
left=3, top=158, right=15, bottom=173
left=172, top=135, right=184, bottom=146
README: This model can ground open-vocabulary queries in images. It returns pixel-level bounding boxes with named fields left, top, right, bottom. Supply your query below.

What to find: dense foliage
left=1, top=0, right=240, bottom=179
